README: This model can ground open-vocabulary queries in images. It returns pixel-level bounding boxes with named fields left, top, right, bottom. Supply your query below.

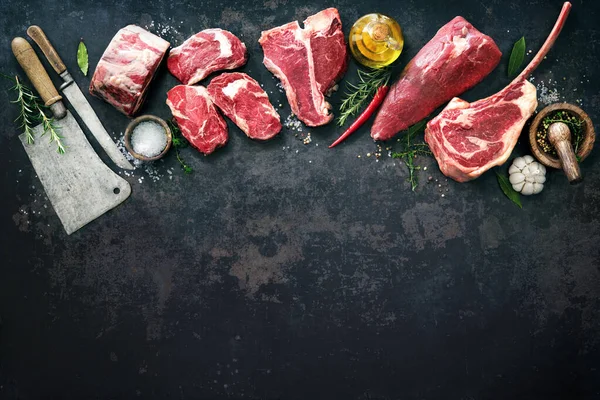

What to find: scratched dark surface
left=1, top=0, right=599, bottom=398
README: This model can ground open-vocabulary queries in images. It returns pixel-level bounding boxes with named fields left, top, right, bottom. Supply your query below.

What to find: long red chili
left=329, top=85, right=390, bottom=149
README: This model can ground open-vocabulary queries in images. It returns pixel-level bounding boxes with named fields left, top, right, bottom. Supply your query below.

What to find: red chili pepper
left=329, top=85, right=390, bottom=149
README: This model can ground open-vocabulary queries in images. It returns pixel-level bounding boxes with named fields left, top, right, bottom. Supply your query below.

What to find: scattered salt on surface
left=131, top=121, right=167, bottom=157
left=284, top=114, right=303, bottom=132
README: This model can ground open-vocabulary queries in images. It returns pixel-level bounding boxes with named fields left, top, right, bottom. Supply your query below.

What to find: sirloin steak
left=259, top=8, right=347, bottom=127
left=168, top=29, right=247, bottom=85
left=370, top=17, right=501, bottom=141
left=207, top=72, right=281, bottom=140
left=90, top=25, right=170, bottom=117
left=425, top=2, right=571, bottom=182
left=166, top=85, right=228, bottom=155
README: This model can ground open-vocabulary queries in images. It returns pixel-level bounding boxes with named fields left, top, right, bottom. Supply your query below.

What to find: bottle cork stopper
left=372, top=23, right=390, bottom=41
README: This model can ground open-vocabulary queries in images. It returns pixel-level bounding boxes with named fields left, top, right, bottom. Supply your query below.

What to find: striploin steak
left=425, top=2, right=571, bottom=182
left=168, top=29, right=247, bottom=85
left=259, top=8, right=347, bottom=127
left=370, top=17, right=501, bottom=141
left=166, top=85, right=228, bottom=155
left=90, top=25, right=170, bottom=117
left=208, top=72, right=281, bottom=140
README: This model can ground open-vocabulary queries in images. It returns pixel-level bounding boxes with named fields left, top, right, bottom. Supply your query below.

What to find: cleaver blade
left=19, top=111, right=131, bottom=235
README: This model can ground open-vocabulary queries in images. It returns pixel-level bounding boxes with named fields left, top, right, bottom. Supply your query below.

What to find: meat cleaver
left=12, top=37, right=131, bottom=235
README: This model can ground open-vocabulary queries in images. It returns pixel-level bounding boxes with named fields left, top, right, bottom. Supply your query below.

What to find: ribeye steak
left=425, top=2, right=571, bottom=182
left=208, top=72, right=281, bottom=140
left=166, top=85, right=228, bottom=155
left=259, top=8, right=347, bottom=127
left=370, top=17, right=501, bottom=141
left=168, top=29, right=247, bottom=85
left=90, top=25, right=170, bottom=117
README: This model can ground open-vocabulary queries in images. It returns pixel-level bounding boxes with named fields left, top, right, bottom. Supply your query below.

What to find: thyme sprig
left=168, top=120, right=193, bottom=174
left=337, top=67, right=391, bottom=127
left=391, top=120, right=432, bottom=191
left=3, top=74, right=66, bottom=153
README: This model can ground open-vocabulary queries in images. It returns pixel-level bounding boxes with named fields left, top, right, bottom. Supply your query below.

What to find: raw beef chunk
left=168, top=29, right=247, bottom=85
left=90, top=25, right=170, bottom=117
left=166, top=85, right=228, bottom=155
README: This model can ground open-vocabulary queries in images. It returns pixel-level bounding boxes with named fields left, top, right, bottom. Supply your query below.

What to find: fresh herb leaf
left=391, top=120, right=432, bottom=191
left=168, top=119, right=192, bottom=174
left=508, top=36, right=526, bottom=78
left=77, top=40, right=88, bottom=76
left=496, top=171, right=522, bottom=208
left=337, top=67, right=391, bottom=127
left=3, top=74, right=66, bottom=152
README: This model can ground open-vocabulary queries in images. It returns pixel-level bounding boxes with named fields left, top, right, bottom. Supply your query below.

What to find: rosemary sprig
left=337, top=67, right=391, bottom=127
left=3, top=74, right=66, bottom=153
left=391, top=120, right=432, bottom=191
left=168, top=120, right=193, bottom=174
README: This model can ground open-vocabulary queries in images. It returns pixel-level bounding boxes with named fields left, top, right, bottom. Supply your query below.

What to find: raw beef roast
left=90, top=25, right=170, bottom=117
left=259, top=8, right=347, bottom=127
left=425, top=2, right=571, bottom=182
left=207, top=72, right=281, bottom=140
left=168, top=29, right=247, bottom=85
left=166, top=85, right=228, bottom=155
left=370, top=17, right=501, bottom=141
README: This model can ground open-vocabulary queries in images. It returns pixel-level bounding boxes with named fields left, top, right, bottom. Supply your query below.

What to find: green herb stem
left=337, top=67, right=391, bottom=127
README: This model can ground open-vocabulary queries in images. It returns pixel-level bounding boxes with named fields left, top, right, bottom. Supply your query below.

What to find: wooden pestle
left=547, top=122, right=582, bottom=184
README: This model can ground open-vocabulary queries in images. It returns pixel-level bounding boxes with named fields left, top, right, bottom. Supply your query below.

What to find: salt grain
left=131, top=121, right=167, bottom=157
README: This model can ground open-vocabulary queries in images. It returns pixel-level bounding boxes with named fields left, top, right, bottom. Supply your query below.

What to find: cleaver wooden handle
left=26, top=25, right=67, bottom=75
left=11, top=37, right=63, bottom=107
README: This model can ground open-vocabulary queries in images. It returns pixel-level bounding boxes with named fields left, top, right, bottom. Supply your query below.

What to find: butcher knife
left=12, top=37, right=131, bottom=235
left=26, top=25, right=134, bottom=171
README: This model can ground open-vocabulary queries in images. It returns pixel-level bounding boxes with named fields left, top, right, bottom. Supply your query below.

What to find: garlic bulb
left=508, top=155, right=546, bottom=195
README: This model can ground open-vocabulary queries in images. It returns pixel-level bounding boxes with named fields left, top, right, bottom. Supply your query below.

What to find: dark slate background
left=1, top=0, right=599, bottom=398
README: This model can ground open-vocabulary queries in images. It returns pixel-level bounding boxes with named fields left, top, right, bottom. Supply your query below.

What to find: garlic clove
left=523, top=155, right=535, bottom=164
left=534, top=174, right=546, bottom=183
left=509, top=172, right=525, bottom=184
left=532, top=183, right=544, bottom=194
left=513, top=157, right=527, bottom=169
left=539, top=164, right=546, bottom=174
left=521, top=166, right=531, bottom=176
left=508, top=164, right=520, bottom=174
left=521, top=182, right=534, bottom=195
left=512, top=181, right=525, bottom=192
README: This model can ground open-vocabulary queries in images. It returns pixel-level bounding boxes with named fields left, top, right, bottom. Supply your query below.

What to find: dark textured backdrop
left=1, top=0, right=599, bottom=398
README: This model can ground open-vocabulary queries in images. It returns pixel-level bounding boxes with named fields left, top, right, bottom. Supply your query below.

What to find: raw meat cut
left=259, top=8, right=347, bottom=127
left=167, top=29, right=247, bottom=85
left=207, top=72, right=281, bottom=140
left=166, top=85, right=228, bottom=155
left=370, top=17, right=502, bottom=141
left=425, top=2, right=571, bottom=182
left=90, top=25, right=170, bottom=117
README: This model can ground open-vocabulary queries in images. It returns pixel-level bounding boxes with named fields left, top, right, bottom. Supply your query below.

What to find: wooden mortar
left=529, top=103, right=595, bottom=174
left=124, top=115, right=172, bottom=162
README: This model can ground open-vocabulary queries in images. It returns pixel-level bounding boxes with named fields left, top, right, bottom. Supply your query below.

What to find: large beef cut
left=425, top=2, right=571, bottom=182
left=370, top=17, right=502, bottom=141
left=259, top=8, right=347, bottom=127
left=207, top=72, right=281, bottom=140
left=167, top=29, right=247, bottom=85
left=90, top=25, right=170, bottom=117
left=166, top=85, right=228, bottom=155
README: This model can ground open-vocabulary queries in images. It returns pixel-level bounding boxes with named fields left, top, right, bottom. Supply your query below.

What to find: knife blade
left=27, top=25, right=134, bottom=170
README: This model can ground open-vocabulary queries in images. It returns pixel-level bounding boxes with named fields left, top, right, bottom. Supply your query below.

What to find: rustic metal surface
left=1, top=0, right=599, bottom=398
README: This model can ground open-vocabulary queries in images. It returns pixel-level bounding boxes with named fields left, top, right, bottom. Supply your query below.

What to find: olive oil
left=349, top=14, right=404, bottom=68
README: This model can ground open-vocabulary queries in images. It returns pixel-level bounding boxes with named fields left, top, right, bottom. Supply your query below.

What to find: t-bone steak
left=370, top=17, right=502, bottom=141
left=90, top=25, right=170, bottom=117
left=167, top=29, right=247, bottom=85
left=166, top=85, right=228, bottom=155
left=259, top=8, right=347, bottom=127
left=425, top=2, right=571, bottom=182
left=207, top=72, right=282, bottom=140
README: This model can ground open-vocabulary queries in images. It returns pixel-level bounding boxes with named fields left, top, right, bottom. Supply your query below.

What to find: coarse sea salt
left=131, top=121, right=167, bottom=157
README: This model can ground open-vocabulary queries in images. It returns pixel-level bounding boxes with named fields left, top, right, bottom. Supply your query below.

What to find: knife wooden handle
left=11, top=37, right=62, bottom=107
left=26, top=25, right=66, bottom=75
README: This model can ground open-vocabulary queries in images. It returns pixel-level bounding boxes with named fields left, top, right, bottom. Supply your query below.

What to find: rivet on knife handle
left=11, top=37, right=66, bottom=117
left=26, top=25, right=67, bottom=75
